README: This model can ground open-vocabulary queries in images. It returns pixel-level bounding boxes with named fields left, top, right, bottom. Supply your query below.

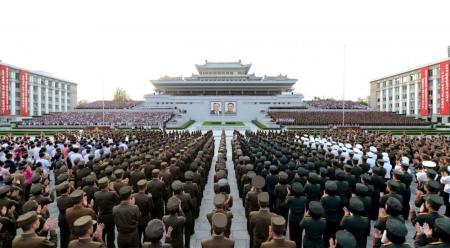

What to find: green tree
left=113, top=87, right=130, bottom=101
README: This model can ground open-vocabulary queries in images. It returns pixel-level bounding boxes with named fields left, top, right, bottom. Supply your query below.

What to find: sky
left=1, top=0, right=450, bottom=102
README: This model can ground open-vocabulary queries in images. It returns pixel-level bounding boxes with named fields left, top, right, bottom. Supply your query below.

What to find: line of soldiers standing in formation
left=228, top=130, right=450, bottom=248
left=0, top=129, right=222, bottom=248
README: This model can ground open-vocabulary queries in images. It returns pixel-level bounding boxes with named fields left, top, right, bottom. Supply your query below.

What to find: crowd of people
left=229, top=129, right=450, bottom=248
left=76, top=100, right=143, bottom=110
left=0, top=128, right=449, bottom=247
left=0, top=129, right=215, bottom=248
left=21, top=111, right=174, bottom=127
left=304, top=99, right=370, bottom=110
left=269, top=111, right=430, bottom=126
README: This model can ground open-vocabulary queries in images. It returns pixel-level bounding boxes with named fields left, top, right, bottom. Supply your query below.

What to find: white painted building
left=0, top=61, right=77, bottom=122
left=143, top=60, right=304, bottom=122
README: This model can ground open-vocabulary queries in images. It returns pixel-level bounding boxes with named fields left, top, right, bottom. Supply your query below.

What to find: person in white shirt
left=69, top=147, right=83, bottom=168
left=440, top=166, right=450, bottom=217
left=382, top=156, right=392, bottom=179
left=36, top=152, right=50, bottom=173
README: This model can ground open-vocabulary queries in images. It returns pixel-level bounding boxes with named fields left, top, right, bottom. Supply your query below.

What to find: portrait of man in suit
left=225, top=102, right=236, bottom=114
left=210, top=102, right=222, bottom=115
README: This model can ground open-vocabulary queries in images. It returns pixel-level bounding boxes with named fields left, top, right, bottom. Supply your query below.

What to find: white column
left=29, top=76, right=34, bottom=116
left=10, top=71, right=16, bottom=115
left=406, top=83, right=411, bottom=115
left=385, top=88, right=390, bottom=111
left=414, top=82, right=419, bottom=115
left=392, top=86, right=396, bottom=112
left=379, top=88, right=384, bottom=111
left=64, top=84, right=68, bottom=112
left=51, top=81, right=56, bottom=112
left=44, top=80, right=49, bottom=114
left=432, top=79, right=437, bottom=115
left=399, top=86, right=403, bottom=114
left=37, top=78, right=42, bottom=115
left=58, top=83, right=62, bottom=112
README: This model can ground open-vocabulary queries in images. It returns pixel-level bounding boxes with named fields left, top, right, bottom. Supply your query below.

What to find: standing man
left=12, top=211, right=58, bottom=248
left=65, top=190, right=97, bottom=241
left=56, top=181, right=73, bottom=248
left=68, top=215, right=105, bottom=248
left=133, top=179, right=153, bottom=246
left=148, top=169, right=166, bottom=219
left=201, top=213, right=234, bottom=248
left=249, top=192, right=277, bottom=248
left=113, top=186, right=140, bottom=248
left=94, top=177, right=119, bottom=248
left=260, top=216, right=296, bottom=248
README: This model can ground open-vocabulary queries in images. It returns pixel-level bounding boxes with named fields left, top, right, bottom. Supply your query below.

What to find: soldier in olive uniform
left=56, top=181, right=73, bottom=248
left=260, top=216, right=296, bottom=248
left=12, top=211, right=57, bottom=248
left=249, top=192, right=278, bottom=248
left=329, top=230, right=357, bottom=248
left=207, top=194, right=233, bottom=238
left=284, top=182, right=307, bottom=248
left=379, top=218, right=411, bottom=248
left=163, top=196, right=186, bottom=248
left=341, top=197, right=370, bottom=248
left=411, top=195, right=444, bottom=230
left=133, top=179, right=153, bottom=246
left=414, top=217, right=450, bottom=248
left=94, top=177, right=120, bottom=248
left=66, top=190, right=97, bottom=241
left=147, top=169, right=166, bottom=220
left=321, top=181, right=342, bottom=248
left=300, top=201, right=326, bottom=248
left=113, top=186, right=141, bottom=248
left=143, top=219, right=172, bottom=248
left=182, top=171, right=200, bottom=218
left=172, top=180, right=194, bottom=248
left=68, top=215, right=105, bottom=248
left=201, top=213, right=235, bottom=248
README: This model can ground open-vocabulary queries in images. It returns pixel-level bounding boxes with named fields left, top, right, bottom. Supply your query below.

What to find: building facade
left=0, top=61, right=77, bottom=121
left=369, top=58, right=450, bottom=123
left=143, top=60, right=303, bottom=122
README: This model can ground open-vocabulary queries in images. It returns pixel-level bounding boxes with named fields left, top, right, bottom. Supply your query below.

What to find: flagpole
left=342, top=45, right=346, bottom=126
left=102, top=81, right=105, bottom=124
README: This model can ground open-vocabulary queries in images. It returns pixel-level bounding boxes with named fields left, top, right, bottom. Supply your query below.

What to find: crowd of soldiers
left=230, top=129, right=450, bottom=248
left=0, top=129, right=217, bottom=248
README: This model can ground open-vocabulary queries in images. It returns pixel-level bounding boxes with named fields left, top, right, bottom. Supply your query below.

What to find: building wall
left=0, top=63, right=77, bottom=121
left=369, top=59, right=450, bottom=123
left=142, top=94, right=303, bottom=121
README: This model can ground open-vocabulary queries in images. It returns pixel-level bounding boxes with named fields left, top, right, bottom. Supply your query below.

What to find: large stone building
left=369, top=57, right=450, bottom=123
left=142, top=60, right=303, bottom=122
left=0, top=61, right=77, bottom=122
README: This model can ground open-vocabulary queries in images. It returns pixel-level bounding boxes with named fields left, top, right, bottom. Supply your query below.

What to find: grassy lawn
left=203, top=121, right=245, bottom=126
left=166, top=120, right=195, bottom=129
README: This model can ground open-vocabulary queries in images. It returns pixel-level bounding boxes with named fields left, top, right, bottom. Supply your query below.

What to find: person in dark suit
left=210, top=103, right=222, bottom=115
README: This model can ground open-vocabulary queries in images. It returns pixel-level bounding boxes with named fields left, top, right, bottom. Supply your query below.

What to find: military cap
left=269, top=165, right=278, bottom=173
left=435, top=217, right=450, bottom=235
left=271, top=216, right=286, bottom=233
left=336, top=230, right=356, bottom=248
left=70, top=189, right=85, bottom=202
left=386, top=197, right=402, bottom=212
left=31, top=174, right=41, bottom=183
left=119, top=186, right=133, bottom=198
left=335, top=169, right=345, bottom=179
left=257, top=192, right=270, bottom=204
left=171, top=180, right=183, bottom=191
left=247, top=171, right=256, bottom=179
left=166, top=196, right=180, bottom=212
left=17, top=211, right=38, bottom=228
left=386, top=218, right=407, bottom=237
left=319, top=167, right=328, bottom=175
left=422, top=160, right=437, bottom=168
left=278, top=172, right=289, bottom=183
left=57, top=173, right=69, bottom=183
left=114, top=168, right=124, bottom=176
left=0, top=185, right=10, bottom=196
left=22, top=200, right=38, bottom=212
left=217, top=178, right=228, bottom=188
left=30, top=184, right=43, bottom=195
left=361, top=174, right=371, bottom=182
left=245, top=164, right=254, bottom=171
left=426, top=180, right=441, bottom=192
left=349, top=197, right=364, bottom=213
left=146, top=219, right=165, bottom=240
left=292, top=182, right=304, bottom=194
left=252, top=176, right=265, bottom=189
left=325, top=181, right=338, bottom=194
left=387, top=180, right=400, bottom=191
left=137, top=179, right=147, bottom=187
left=56, top=181, right=69, bottom=193
left=308, top=172, right=320, bottom=184
left=393, top=170, right=403, bottom=178
left=184, top=171, right=194, bottom=180
left=152, top=169, right=160, bottom=176
left=355, top=183, right=368, bottom=195
left=3, top=175, right=12, bottom=184
left=212, top=212, right=228, bottom=233
left=213, top=194, right=226, bottom=207
left=308, top=201, right=323, bottom=216
left=85, top=175, right=96, bottom=184
left=426, top=194, right=444, bottom=208
left=298, top=167, right=308, bottom=176
left=97, top=177, right=109, bottom=186
left=73, top=215, right=96, bottom=232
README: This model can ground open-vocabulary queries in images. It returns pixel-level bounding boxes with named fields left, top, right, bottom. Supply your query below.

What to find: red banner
left=20, top=70, right=29, bottom=116
left=440, top=61, right=450, bottom=115
left=0, top=65, right=9, bottom=116
left=420, top=66, right=429, bottom=116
